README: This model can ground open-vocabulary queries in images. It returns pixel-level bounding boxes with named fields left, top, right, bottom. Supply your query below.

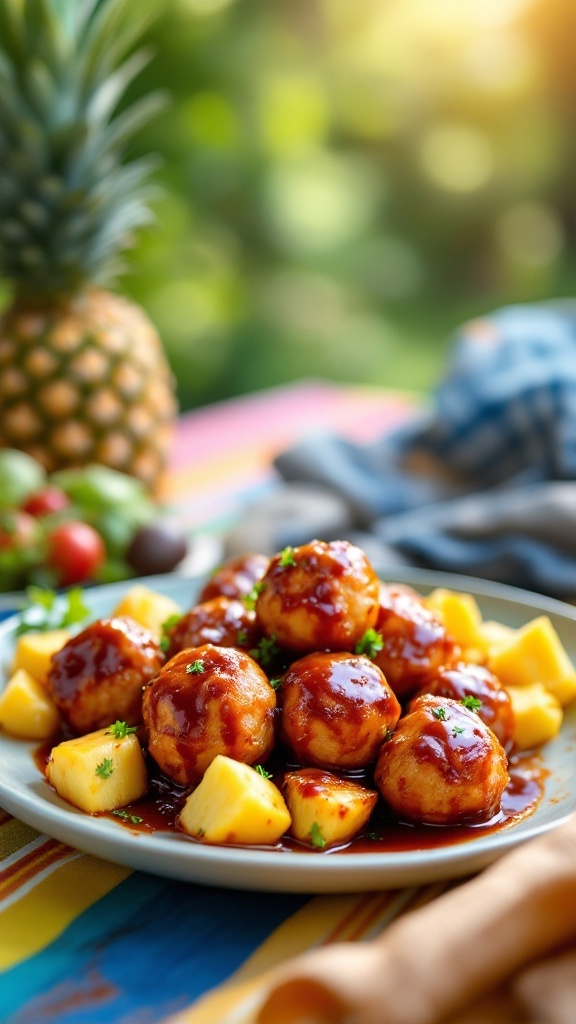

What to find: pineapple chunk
left=112, top=585, right=181, bottom=642
left=46, top=727, right=148, bottom=814
left=505, top=682, right=563, bottom=750
left=178, top=755, right=291, bottom=845
left=283, top=768, right=378, bottom=849
left=489, top=616, right=576, bottom=706
left=424, top=588, right=487, bottom=653
left=481, top=620, right=516, bottom=653
left=11, top=630, right=71, bottom=685
left=0, top=668, right=60, bottom=740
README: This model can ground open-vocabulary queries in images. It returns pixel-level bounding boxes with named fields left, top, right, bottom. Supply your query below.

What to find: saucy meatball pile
left=45, top=539, right=517, bottom=846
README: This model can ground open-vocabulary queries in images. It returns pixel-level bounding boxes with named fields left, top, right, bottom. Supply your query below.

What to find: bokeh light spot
left=497, top=202, right=564, bottom=267
left=420, top=122, right=494, bottom=193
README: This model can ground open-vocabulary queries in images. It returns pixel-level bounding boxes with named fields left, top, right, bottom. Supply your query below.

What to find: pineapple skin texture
left=46, top=727, right=148, bottom=814
left=0, top=668, right=60, bottom=740
left=0, top=290, right=177, bottom=491
left=178, top=755, right=292, bottom=845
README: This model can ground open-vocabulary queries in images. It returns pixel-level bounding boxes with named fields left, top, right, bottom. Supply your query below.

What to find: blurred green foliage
left=120, top=0, right=576, bottom=410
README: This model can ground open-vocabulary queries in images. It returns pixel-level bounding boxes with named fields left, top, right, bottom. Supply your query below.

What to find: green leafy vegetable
left=159, top=613, right=182, bottom=652
left=107, top=721, right=137, bottom=739
left=111, top=809, right=143, bottom=824
left=242, top=581, right=265, bottom=610
left=432, top=706, right=447, bottom=721
left=309, top=822, right=326, bottom=849
left=186, top=660, right=205, bottom=674
left=269, top=677, right=283, bottom=691
left=253, top=764, right=272, bottom=779
left=460, top=695, right=483, bottom=712
left=16, top=586, right=90, bottom=635
left=279, top=546, right=296, bottom=567
left=249, top=634, right=280, bottom=667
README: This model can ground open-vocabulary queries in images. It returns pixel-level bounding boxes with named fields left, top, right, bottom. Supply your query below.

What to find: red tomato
left=23, top=486, right=70, bottom=518
left=46, top=522, right=106, bottom=586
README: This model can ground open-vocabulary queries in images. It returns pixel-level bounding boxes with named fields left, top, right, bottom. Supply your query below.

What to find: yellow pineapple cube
left=46, top=727, right=148, bottom=814
left=489, top=616, right=576, bottom=706
left=283, top=769, right=378, bottom=849
left=504, top=682, right=563, bottom=750
left=0, top=668, right=60, bottom=740
left=112, top=585, right=181, bottom=642
left=11, top=630, right=71, bottom=685
left=178, top=755, right=291, bottom=845
left=481, top=620, right=516, bottom=653
left=424, top=588, right=487, bottom=653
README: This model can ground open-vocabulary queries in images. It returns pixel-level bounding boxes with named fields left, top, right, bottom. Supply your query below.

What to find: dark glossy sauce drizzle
left=34, top=742, right=546, bottom=856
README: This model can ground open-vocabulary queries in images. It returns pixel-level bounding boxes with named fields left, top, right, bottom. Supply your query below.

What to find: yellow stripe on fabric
left=0, top=853, right=131, bottom=970
left=0, top=817, right=41, bottom=859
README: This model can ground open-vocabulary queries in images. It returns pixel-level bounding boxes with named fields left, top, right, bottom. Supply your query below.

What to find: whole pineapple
left=0, top=0, right=177, bottom=491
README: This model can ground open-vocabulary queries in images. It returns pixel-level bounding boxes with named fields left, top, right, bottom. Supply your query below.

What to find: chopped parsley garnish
left=236, top=629, right=248, bottom=646
left=309, top=822, right=326, bottom=849
left=460, top=695, right=483, bottom=712
left=355, top=628, right=384, bottom=659
left=250, top=634, right=280, bottom=667
left=16, top=586, right=90, bottom=635
left=366, top=831, right=380, bottom=841
left=432, top=706, right=447, bottom=721
left=253, top=764, right=273, bottom=779
left=196, top=828, right=206, bottom=838
left=159, top=614, right=182, bottom=652
left=242, top=581, right=266, bottom=610
left=452, top=726, right=465, bottom=736
left=279, top=546, right=297, bottom=567
left=111, top=809, right=143, bottom=824
left=107, top=721, right=138, bottom=739
left=269, top=677, right=283, bottom=691
left=95, top=758, right=114, bottom=780
left=186, top=660, right=205, bottom=674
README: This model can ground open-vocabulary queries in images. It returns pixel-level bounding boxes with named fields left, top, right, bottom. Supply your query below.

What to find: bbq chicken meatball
left=198, top=553, right=269, bottom=603
left=256, top=540, right=380, bottom=653
left=47, top=616, right=164, bottom=735
left=280, top=652, right=401, bottom=771
left=416, top=662, right=515, bottom=752
left=375, top=694, right=509, bottom=825
left=142, top=645, right=276, bottom=786
left=165, top=597, right=260, bottom=658
left=374, top=585, right=459, bottom=702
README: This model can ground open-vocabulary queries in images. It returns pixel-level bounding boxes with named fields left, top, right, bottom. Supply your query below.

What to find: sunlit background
left=123, top=0, right=576, bottom=411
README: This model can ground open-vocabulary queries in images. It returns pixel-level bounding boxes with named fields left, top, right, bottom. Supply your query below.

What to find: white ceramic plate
left=1, top=569, right=575, bottom=894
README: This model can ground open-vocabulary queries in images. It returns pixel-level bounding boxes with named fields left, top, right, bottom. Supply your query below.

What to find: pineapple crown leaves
left=0, top=0, right=167, bottom=298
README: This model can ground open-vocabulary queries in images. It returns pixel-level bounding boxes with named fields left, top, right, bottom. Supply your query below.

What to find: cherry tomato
left=23, top=486, right=70, bottom=518
left=46, top=521, right=106, bottom=586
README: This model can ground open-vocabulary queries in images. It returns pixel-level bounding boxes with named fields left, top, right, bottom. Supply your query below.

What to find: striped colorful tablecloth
left=0, top=380, right=427, bottom=1024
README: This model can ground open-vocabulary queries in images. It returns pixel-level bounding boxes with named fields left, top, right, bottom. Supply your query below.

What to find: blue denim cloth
left=274, top=302, right=576, bottom=597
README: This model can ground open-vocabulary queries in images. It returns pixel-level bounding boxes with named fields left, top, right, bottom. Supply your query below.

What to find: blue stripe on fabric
left=1, top=870, right=309, bottom=1024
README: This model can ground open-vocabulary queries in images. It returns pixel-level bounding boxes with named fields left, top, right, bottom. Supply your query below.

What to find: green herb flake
left=186, top=660, right=205, bottom=674
left=460, top=695, right=483, bottom=712
left=249, top=634, right=280, bottom=667
left=107, top=721, right=137, bottom=739
left=196, top=828, right=206, bottom=838
left=236, top=629, right=248, bottom=646
left=242, top=581, right=266, bottom=611
left=111, top=809, right=143, bottom=824
left=354, top=628, right=384, bottom=659
left=432, top=706, right=447, bottom=721
left=159, top=614, right=182, bottom=652
left=309, top=822, right=326, bottom=850
left=95, top=758, right=114, bottom=780
left=452, top=726, right=465, bottom=736
left=269, top=677, right=283, bottom=691
left=279, top=546, right=297, bottom=568
left=253, top=764, right=272, bottom=779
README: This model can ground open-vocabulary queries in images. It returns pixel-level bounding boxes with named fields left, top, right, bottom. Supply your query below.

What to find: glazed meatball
left=416, top=662, right=515, bottom=752
left=280, top=652, right=401, bottom=771
left=142, top=644, right=276, bottom=785
left=198, top=553, right=269, bottom=603
left=47, top=616, right=164, bottom=735
left=165, top=597, right=260, bottom=658
left=374, top=585, right=459, bottom=702
left=375, top=694, right=509, bottom=825
left=256, top=539, right=380, bottom=653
